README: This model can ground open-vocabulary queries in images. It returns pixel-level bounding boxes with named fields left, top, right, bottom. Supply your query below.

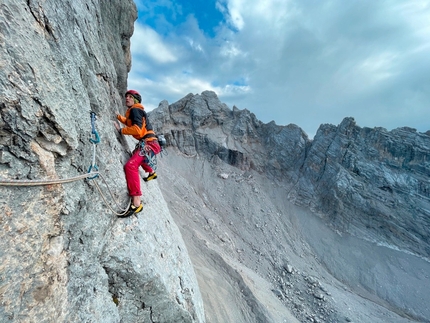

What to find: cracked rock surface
left=151, top=91, right=430, bottom=323
left=0, top=1, right=204, bottom=322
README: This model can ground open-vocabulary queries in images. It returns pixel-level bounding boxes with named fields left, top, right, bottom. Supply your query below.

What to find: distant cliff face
left=150, top=91, right=308, bottom=174
left=151, top=91, right=430, bottom=260
left=300, top=118, right=430, bottom=257
left=0, top=1, right=204, bottom=322
left=149, top=90, right=430, bottom=322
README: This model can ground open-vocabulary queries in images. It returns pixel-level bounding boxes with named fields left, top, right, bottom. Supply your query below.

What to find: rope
left=85, top=112, right=131, bottom=216
left=0, top=172, right=99, bottom=186
left=93, top=179, right=131, bottom=217
left=0, top=172, right=131, bottom=216
left=92, top=173, right=131, bottom=216
left=0, top=112, right=139, bottom=217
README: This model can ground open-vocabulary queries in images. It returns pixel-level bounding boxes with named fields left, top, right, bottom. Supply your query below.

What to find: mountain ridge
left=1, top=0, right=429, bottom=321
left=150, top=90, right=430, bottom=322
left=150, top=90, right=430, bottom=259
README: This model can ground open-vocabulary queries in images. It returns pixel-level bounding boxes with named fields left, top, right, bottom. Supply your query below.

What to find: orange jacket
left=117, top=103, right=156, bottom=141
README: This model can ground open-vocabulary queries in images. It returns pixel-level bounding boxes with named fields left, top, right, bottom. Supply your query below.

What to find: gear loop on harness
left=137, top=141, right=158, bottom=171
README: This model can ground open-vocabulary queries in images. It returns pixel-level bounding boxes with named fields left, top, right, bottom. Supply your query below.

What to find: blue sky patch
left=130, top=0, right=430, bottom=137
left=137, top=0, right=225, bottom=38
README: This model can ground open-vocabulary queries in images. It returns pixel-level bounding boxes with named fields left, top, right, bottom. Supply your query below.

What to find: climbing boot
left=143, top=172, right=157, bottom=182
left=118, top=203, right=143, bottom=218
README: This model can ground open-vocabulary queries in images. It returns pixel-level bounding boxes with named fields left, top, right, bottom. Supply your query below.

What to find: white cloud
left=163, top=76, right=215, bottom=96
left=219, top=83, right=251, bottom=98
left=220, top=41, right=243, bottom=57
left=131, top=24, right=177, bottom=63
left=357, top=52, right=398, bottom=84
left=186, top=37, right=204, bottom=53
left=400, top=1, right=430, bottom=37
left=129, top=0, right=430, bottom=136
left=223, top=0, right=245, bottom=30
left=223, top=0, right=295, bottom=32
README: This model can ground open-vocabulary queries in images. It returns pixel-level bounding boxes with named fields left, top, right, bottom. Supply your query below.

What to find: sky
left=128, top=0, right=430, bottom=138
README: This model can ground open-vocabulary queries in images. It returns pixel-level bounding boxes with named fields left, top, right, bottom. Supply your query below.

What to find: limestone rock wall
left=0, top=1, right=204, bottom=322
left=149, top=91, right=430, bottom=320
left=299, top=117, right=430, bottom=257
left=151, top=92, right=430, bottom=260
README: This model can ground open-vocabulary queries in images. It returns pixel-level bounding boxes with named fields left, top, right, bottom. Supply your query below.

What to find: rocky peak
left=151, top=90, right=430, bottom=262
left=302, top=118, right=430, bottom=257
left=149, top=91, right=430, bottom=322
left=151, top=91, right=308, bottom=172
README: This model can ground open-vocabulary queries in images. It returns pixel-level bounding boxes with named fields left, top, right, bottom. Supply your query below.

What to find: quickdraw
left=89, top=112, right=100, bottom=144
left=0, top=111, right=131, bottom=216
left=87, top=112, right=99, bottom=179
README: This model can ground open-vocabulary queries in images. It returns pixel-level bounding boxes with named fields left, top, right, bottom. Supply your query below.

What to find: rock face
left=1, top=1, right=429, bottom=322
left=151, top=91, right=430, bottom=259
left=150, top=91, right=430, bottom=322
left=299, top=118, right=430, bottom=256
left=0, top=1, right=204, bottom=322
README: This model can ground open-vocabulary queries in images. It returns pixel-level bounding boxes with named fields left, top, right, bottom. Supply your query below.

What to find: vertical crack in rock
left=27, top=0, right=56, bottom=39
left=1, top=0, right=205, bottom=322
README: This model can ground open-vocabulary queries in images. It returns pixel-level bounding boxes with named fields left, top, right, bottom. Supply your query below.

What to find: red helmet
left=125, top=90, right=141, bottom=103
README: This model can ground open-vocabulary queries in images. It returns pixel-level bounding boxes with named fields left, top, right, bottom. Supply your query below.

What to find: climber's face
left=125, top=94, right=135, bottom=107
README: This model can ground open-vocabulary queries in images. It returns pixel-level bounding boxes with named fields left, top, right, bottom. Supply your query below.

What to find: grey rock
left=152, top=93, right=430, bottom=259
left=302, top=117, right=430, bottom=258
left=0, top=1, right=204, bottom=322
left=165, top=95, right=429, bottom=257
left=313, top=293, right=324, bottom=300
left=2, top=1, right=429, bottom=321
left=150, top=91, right=430, bottom=322
left=284, top=264, right=294, bottom=274
left=272, top=289, right=285, bottom=299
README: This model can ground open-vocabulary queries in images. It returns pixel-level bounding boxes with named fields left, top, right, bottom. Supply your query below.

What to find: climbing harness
left=135, top=134, right=169, bottom=172
left=0, top=111, right=131, bottom=217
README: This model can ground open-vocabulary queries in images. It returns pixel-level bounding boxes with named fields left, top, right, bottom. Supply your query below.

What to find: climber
left=114, top=89, right=161, bottom=217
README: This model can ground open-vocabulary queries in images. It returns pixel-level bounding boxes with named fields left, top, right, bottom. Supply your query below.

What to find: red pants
left=124, top=140, right=161, bottom=196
